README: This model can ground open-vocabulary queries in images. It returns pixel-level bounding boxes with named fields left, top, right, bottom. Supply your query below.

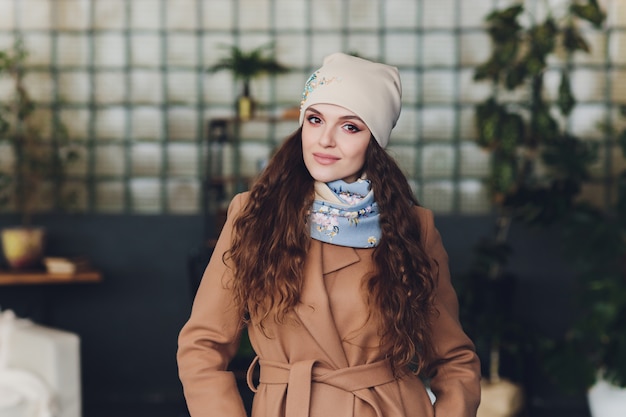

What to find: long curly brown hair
left=228, top=128, right=437, bottom=374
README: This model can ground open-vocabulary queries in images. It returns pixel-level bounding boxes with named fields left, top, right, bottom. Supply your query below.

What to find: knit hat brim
left=299, top=53, right=402, bottom=148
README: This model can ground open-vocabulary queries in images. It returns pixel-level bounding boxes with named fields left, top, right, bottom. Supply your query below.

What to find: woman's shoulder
left=227, top=191, right=251, bottom=213
left=410, top=204, right=441, bottom=247
left=411, top=204, right=435, bottom=224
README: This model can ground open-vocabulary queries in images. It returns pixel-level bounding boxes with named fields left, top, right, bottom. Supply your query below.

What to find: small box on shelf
left=43, top=256, right=91, bottom=276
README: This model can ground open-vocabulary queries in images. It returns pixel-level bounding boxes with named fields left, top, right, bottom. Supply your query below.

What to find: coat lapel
left=321, top=242, right=361, bottom=275
left=295, top=240, right=360, bottom=369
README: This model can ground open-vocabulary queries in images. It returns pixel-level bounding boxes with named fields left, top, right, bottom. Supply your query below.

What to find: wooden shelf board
left=0, top=270, right=103, bottom=286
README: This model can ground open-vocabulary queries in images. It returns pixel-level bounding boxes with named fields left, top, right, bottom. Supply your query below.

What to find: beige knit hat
left=299, top=52, right=402, bottom=148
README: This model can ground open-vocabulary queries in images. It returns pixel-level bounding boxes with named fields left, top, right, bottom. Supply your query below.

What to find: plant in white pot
left=465, top=2, right=607, bottom=415
left=542, top=108, right=626, bottom=417
left=0, top=39, right=78, bottom=270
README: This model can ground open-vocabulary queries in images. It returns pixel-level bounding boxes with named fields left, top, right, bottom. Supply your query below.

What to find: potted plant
left=542, top=109, right=626, bottom=417
left=0, top=38, right=78, bottom=270
left=463, top=1, right=608, bottom=415
left=207, top=43, right=289, bottom=120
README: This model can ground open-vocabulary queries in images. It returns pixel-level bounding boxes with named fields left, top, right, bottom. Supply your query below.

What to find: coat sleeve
left=418, top=208, right=482, bottom=417
left=177, top=193, right=248, bottom=417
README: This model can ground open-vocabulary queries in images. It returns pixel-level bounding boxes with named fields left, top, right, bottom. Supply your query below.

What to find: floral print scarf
left=309, top=179, right=381, bottom=248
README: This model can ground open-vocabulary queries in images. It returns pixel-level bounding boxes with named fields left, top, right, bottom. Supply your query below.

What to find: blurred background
left=0, top=0, right=624, bottom=417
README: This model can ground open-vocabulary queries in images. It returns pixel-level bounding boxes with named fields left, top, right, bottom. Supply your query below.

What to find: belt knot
left=246, top=357, right=396, bottom=417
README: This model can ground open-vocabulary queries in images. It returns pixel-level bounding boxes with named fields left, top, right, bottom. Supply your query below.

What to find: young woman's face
left=301, top=104, right=371, bottom=183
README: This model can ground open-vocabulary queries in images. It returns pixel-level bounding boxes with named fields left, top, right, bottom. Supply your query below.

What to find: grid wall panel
left=0, top=0, right=623, bottom=214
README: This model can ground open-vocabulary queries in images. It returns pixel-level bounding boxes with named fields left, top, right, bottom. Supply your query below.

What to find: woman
left=178, top=52, right=481, bottom=417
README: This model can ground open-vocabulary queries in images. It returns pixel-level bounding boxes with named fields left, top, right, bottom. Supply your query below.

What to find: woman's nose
left=318, top=127, right=335, bottom=147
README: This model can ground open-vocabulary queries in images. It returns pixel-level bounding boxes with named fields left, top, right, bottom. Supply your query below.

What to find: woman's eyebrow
left=338, top=115, right=365, bottom=123
left=306, top=107, right=365, bottom=123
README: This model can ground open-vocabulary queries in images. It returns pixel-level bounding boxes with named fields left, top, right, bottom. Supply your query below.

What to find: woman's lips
left=313, top=153, right=339, bottom=165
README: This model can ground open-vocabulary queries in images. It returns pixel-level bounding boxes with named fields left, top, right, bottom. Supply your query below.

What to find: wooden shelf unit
left=0, top=270, right=103, bottom=286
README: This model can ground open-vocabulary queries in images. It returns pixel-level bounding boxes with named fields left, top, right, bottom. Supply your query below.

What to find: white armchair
left=0, top=310, right=81, bottom=417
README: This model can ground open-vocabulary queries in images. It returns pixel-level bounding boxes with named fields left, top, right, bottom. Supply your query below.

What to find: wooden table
left=0, top=269, right=103, bottom=286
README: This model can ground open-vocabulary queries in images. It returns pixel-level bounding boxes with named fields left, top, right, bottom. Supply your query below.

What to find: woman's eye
left=307, top=115, right=322, bottom=124
left=343, top=124, right=361, bottom=133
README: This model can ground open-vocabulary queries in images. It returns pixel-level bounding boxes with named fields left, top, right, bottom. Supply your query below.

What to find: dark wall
left=0, top=213, right=206, bottom=409
left=0, top=213, right=584, bottom=414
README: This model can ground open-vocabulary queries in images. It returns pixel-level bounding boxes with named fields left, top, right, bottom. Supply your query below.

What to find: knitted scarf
left=309, top=178, right=381, bottom=248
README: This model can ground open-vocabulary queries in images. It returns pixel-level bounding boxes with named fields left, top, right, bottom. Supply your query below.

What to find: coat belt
left=246, top=356, right=397, bottom=417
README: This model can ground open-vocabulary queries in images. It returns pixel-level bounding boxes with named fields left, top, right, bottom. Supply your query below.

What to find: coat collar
left=321, top=241, right=361, bottom=274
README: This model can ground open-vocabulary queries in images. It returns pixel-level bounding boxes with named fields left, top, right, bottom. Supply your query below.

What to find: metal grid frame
left=0, top=0, right=623, bottom=215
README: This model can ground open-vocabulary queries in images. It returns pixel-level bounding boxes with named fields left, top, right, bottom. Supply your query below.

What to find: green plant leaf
left=487, top=18, right=522, bottom=42
left=504, top=62, right=527, bottom=90
left=529, top=19, right=558, bottom=55
left=558, top=71, right=576, bottom=116
left=486, top=5, right=524, bottom=22
left=524, top=53, right=547, bottom=77
left=619, top=128, right=626, bottom=157
left=500, top=113, right=524, bottom=155
left=65, top=148, right=81, bottom=163
left=531, top=106, right=560, bottom=142
left=571, top=3, right=606, bottom=29
left=207, top=43, right=289, bottom=82
left=542, top=136, right=598, bottom=181
left=495, top=40, right=520, bottom=66
left=563, top=25, right=590, bottom=53
left=473, top=58, right=500, bottom=82
left=604, top=337, right=626, bottom=387
left=0, top=115, right=9, bottom=136
left=491, top=153, right=517, bottom=196
left=617, top=172, right=626, bottom=224
left=541, top=337, right=597, bottom=392
left=475, top=98, right=503, bottom=148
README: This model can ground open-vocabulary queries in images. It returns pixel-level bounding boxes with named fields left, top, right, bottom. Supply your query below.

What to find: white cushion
left=0, top=311, right=81, bottom=417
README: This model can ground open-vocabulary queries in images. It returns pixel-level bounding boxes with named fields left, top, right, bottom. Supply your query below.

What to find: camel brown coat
left=178, top=192, right=481, bottom=417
